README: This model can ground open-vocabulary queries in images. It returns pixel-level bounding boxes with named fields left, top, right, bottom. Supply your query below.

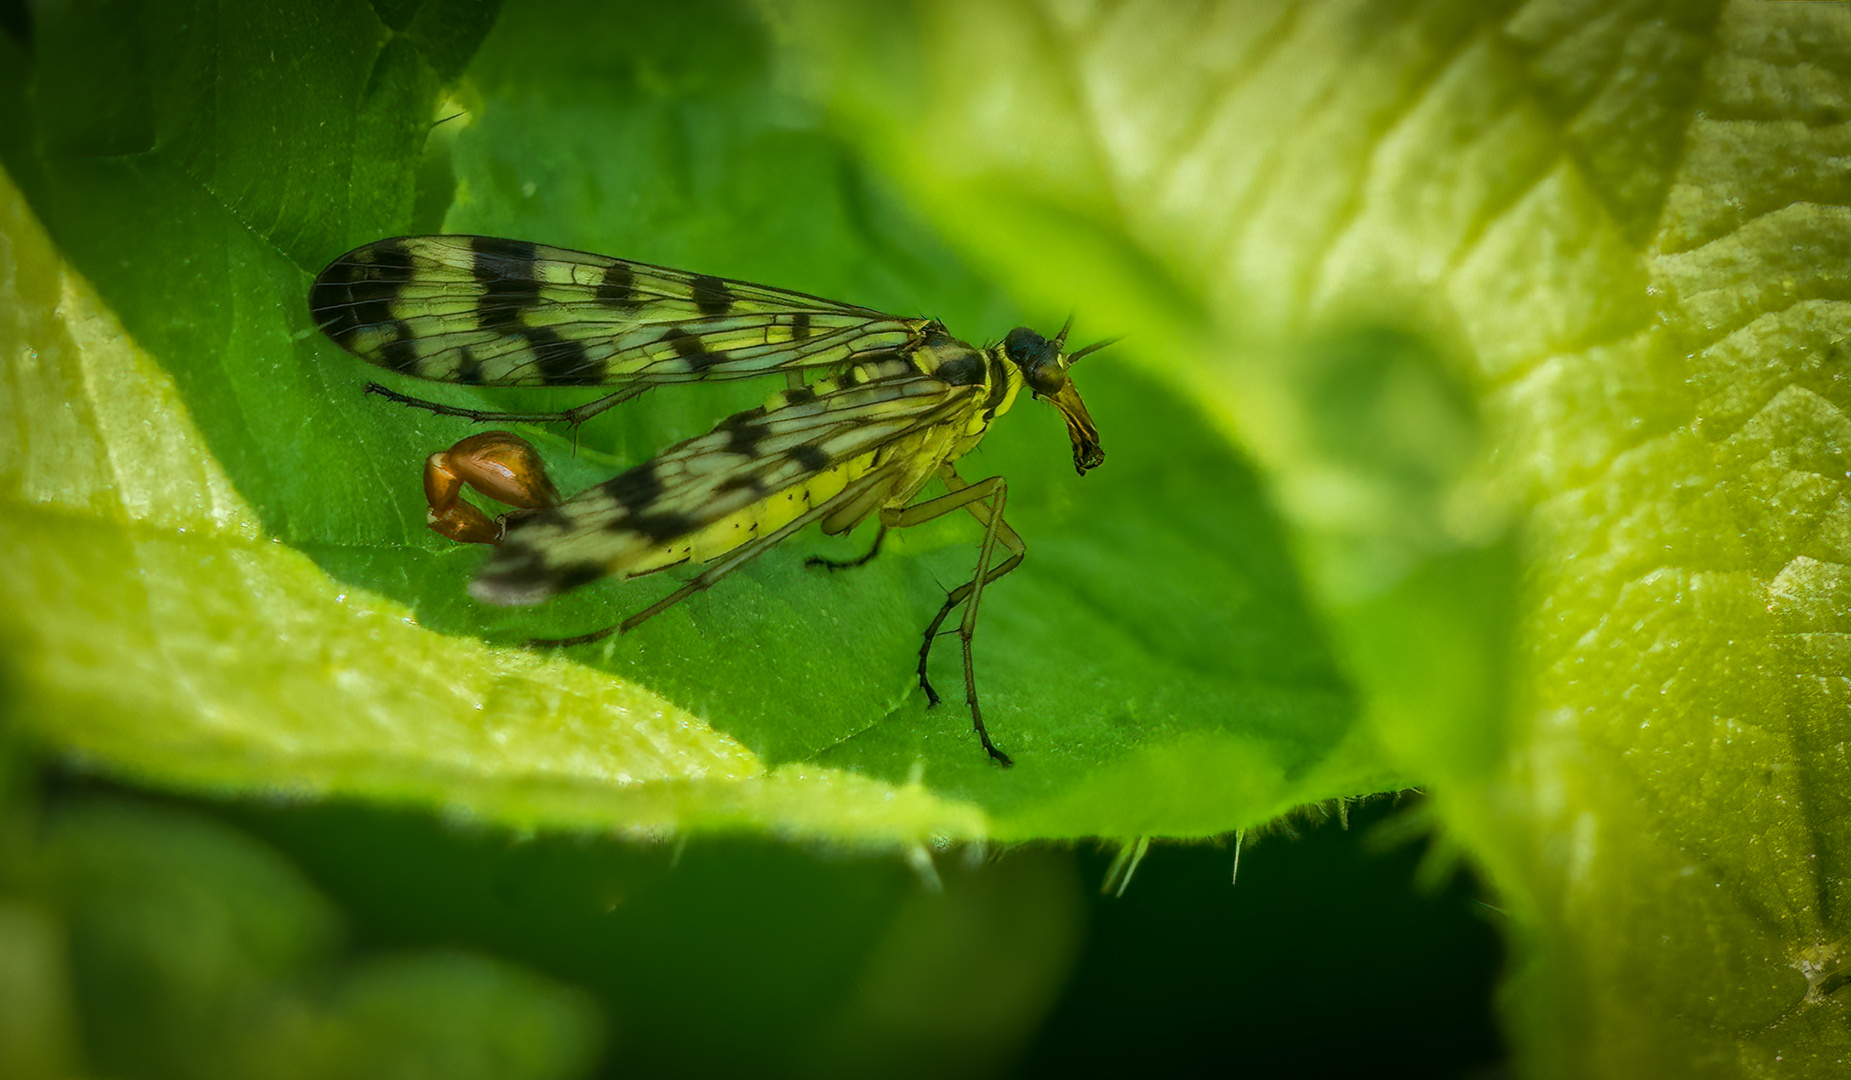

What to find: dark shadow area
left=1020, top=798, right=1509, bottom=1077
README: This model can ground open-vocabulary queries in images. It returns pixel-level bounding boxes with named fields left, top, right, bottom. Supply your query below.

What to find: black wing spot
left=629, top=511, right=702, bottom=543
left=781, top=385, right=817, bottom=407
left=597, top=263, right=638, bottom=308
left=310, top=239, right=415, bottom=352
left=521, top=327, right=603, bottom=385
left=791, top=312, right=812, bottom=340
left=724, top=420, right=768, bottom=458
left=791, top=444, right=829, bottom=472
left=515, top=505, right=576, bottom=532
left=473, top=237, right=541, bottom=331
left=716, top=406, right=768, bottom=428
left=602, top=460, right=665, bottom=513
left=549, top=561, right=609, bottom=594
left=470, top=237, right=540, bottom=272
left=454, top=345, right=486, bottom=385
left=690, top=274, right=735, bottom=316
left=377, top=334, right=422, bottom=375
left=473, top=551, right=545, bottom=592
left=473, top=545, right=603, bottom=601
left=661, top=328, right=724, bottom=372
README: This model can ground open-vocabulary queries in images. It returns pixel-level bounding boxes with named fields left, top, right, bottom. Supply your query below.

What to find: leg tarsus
left=956, top=597, right=1013, bottom=767
left=917, top=611, right=1013, bottom=766
left=916, top=561, right=1021, bottom=767
left=916, top=600, right=965, bottom=705
left=524, top=624, right=620, bottom=649
left=895, top=467, right=1027, bottom=767
left=807, top=525, right=887, bottom=571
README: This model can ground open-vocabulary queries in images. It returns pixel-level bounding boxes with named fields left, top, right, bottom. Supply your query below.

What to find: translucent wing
left=471, top=359, right=982, bottom=605
left=309, top=235, right=922, bottom=387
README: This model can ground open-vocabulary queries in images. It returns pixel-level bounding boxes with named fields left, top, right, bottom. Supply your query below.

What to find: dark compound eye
left=1004, top=327, right=1045, bottom=364
left=1002, top=327, right=1068, bottom=394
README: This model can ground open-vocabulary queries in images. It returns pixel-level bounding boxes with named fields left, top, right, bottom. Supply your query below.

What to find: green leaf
left=0, top=0, right=1381, bottom=844
left=786, top=0, right=1851, bottom=1074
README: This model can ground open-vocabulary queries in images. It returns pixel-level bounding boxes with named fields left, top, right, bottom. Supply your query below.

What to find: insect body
left=309, top=235, right=1108, bottom=766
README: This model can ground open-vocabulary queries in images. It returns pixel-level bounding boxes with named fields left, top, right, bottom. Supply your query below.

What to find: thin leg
left=908, top=468, right=1024, bottom=702
left=879, top=466, right=1026, bottom=767
left=806, top=524, right=887, bottom=571
left=527, top=473, right=891, bottom=648
left=913, top=549, right=1022, bottom=766
left=366, top=381, right=647, bottom=427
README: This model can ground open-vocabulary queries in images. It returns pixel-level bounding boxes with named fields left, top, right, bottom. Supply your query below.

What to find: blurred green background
left=7, top=775, right=1505, bottom=1077
left=4, top=0, right=1848, bottom=1076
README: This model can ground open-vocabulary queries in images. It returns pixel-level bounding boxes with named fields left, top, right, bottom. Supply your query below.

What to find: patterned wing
left=471, top=359, right=982, bottom=605
left=309, top=235, right=922, bottom=388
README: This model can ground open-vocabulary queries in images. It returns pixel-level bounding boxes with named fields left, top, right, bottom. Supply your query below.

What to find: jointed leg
left=910, top=468, right=1025, bottom=701
left=882, top=465, right=1027, bottom=766
left=367, top=381, right=648, bottom=427
left=806, top=524, right=888, bottom=571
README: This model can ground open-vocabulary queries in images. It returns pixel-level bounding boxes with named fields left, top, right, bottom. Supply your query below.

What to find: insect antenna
left=1066, top=337, right=1121, bottom=365
left=1052, top=313, right=1075, bottom=349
